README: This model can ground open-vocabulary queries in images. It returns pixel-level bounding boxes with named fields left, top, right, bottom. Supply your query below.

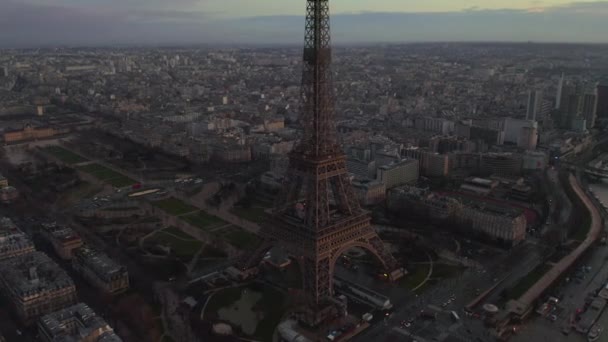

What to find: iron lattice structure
left=241, top=0, right=404, bottom=324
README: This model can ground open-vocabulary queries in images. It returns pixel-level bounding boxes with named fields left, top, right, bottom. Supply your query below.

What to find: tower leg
left=366, top=236, right=407, bottom=280
left=237, top=239, right=274, bottom=275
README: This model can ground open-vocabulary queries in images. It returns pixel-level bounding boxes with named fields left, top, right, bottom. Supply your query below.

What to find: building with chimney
left=38, top=303, right=122, bottom=342
left=0, top=252, right=77, bottom=321
left=72, top=247, right=129, bottom=294
left=0, top=217, right=35, bottom=261
left=40, top=223, right=83, bottom=260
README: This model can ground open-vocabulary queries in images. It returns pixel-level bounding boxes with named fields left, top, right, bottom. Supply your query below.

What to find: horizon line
left=3, top=40, right=608, bottom=51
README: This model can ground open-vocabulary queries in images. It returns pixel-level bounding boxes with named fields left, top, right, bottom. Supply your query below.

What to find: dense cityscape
left=2, top=1, right=608, bottom=342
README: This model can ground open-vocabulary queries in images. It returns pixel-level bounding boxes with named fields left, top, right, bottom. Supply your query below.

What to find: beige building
left=377, top=159, right=419, bottom=189
left=421, top=152, right=450, bottom=178
left=352, top=180, right=386, bottom=206
left=72, top=247, right=129, bottom=294
left=0, top=217, right=35, bottom=261
left=3, top=124, right=64, bottom=144
left=40, top=223, right=83, bottom=260
left=38, top=303, right=122, bottom=342
left=0, top=252, right=77, bottom=321
left=456, top=200, right=527, bottom=245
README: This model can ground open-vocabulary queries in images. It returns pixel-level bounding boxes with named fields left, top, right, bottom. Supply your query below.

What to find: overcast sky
left=1, top=1, right=608, bottom=47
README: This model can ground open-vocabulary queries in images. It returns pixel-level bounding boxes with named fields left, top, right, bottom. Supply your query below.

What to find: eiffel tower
left=240, top=0, right=405, bottom=325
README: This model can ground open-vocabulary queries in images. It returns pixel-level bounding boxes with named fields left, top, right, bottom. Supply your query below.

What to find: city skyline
left=1, top=0, right=608, bottom=47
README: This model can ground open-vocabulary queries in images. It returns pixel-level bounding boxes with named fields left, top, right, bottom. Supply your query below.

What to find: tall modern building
left=526, top=90, right=543, bottom=121
left=580, top=93, right=597, bottom=129
left=555, top=73, right=565, bottom=110
left=596, top=82, right=608, bottom=124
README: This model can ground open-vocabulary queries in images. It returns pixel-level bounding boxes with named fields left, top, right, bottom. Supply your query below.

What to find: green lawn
left=78, top=163, right=135, bottom=187
left=152, top=197, right=198, bottom=216
left=44, top=146, right=88, bottom=164
left=145, top=228, right=203, bottom=261
left=199, top=245, right=228, bottom=258
left=103, top=206, right=140, bottom=212
left=164, top=227, right=197, bottom=239
left=432, top=263, right=466, bottom=279
left=573, top=206, right=592, bottom=241
left=183, top=211, right=226, bottom=231
left=231, top=206, right=268, bottom=223
left=401, top=263, right=431, bottom=290
left=218, top=227, right=260, bottom=250
left=505, top=263, right=552, bottom=300
left=251, top=286, right=286, bottom=341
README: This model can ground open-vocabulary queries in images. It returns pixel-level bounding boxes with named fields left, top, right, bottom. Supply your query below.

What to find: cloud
left=0, top=1, right=607, bottom=47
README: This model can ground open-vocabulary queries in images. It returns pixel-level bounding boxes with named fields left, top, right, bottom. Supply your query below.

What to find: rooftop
left=0, top=217, right=34, bottom=259
left=352, top=179, right=384, bottom=189
left=0, top=251, right=74, bottom=297
left=74, top=247, right=126, bottom=280
left=41, top=223, right=81, bottom=243
left=39, top=303, right=122, bottom=342
left=378, top=158, right=417, bottom=170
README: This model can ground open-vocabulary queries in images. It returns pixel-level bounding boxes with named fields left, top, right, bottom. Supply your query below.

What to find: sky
left=1, top=0, right=608, bottom=47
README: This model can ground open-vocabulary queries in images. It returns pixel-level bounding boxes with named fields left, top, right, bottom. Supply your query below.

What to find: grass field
left=231, top=206, right=268, bottom=223
left=145, top=227, right=202, bottom=261
left=183, top=211, right=226, bottom=231
left=44, top=146, right=88, bottom=164
left=432, top=263, right=465, bottom=279
left=152, top=197, right=198, bottom=216
left=199, top=245, right=228, bottom=258
left=217, top=227, right=260, bottom=250
left=505, top=263, right=552, bottom=300
left=401, top=263, right=431, bottom=290
left=78, top=163, right=135, bottom=187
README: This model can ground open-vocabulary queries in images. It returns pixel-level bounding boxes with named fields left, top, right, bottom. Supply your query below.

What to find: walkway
left=412, top=252, right=434, bottom=292
left=512, top=173, right=602, bottom=314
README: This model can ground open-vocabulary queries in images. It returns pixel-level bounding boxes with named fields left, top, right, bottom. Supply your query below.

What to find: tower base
left=389, top=267, right=407, bottom=281
left=295, top=299, right=345, bottom=328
